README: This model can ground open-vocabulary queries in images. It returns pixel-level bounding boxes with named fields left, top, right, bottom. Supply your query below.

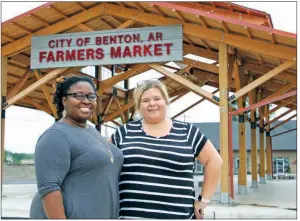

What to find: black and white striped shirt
left=112, top=120, right=208, bottom=219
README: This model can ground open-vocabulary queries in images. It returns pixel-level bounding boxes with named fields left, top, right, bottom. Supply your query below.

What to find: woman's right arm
left=42, top=191, right=66, bottom=218
left=34, top=129, right=71, bottom=219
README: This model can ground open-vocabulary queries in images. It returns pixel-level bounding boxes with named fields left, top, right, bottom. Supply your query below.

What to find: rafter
left=219, top=21, right=230, bottom=33
left=230, top=61, right=295, bottom=102
left=2, top=33, right=15, bottom=42
left=104, top=4, right=296, bottom=61
left=244, top=26, right=252, bottom=39
left=10, top=22, right=32, bottom=34
left=196, top=15, right=209, bottom=28
left=271, top=114, right=297, bottom=131
left=2, top=4, right=105, bottom=56
left=29, top=14, right=50, bottom=27
left=24, top=97, right=52, bottom=115
left=33, top=70, right=58, bottom=118
left=7, top=71, right=30, bottom=99
left=149, top=64, right=219, bottom=105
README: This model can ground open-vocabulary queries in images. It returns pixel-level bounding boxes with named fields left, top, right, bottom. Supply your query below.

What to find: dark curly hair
left=52, top=76, right=96, bottom=119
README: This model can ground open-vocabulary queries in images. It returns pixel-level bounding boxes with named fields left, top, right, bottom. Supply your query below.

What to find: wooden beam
left=24, top=97, right=52, bottom=115
left=219, top=43, right=230, bottom=202
left=271, top=114, right=297, bottom=131
left=2, top=33, right=15, bottom=42
left=265, top=109, right=293, bottom=127
left=104, top=4, right=296, bottom=61
left=116, top=20, right=136, bottom=29
left=264, top=82, right=296, bottom=101
left=220, top=21, right=230, bottom=33
left=29, top=14, right=50, bottom=27
left=148, top=64, right=219, bottom=105
left=244, top=26, right=252, bottom=39
left=173, top=10, right=186, bottom=22
left=7, top=71, right=30, bottom=99
left=10, top=22, right=32, bottom=34
left=2, top=4, right=105, bottom=56
left=196, top=15, right=209, bottom=28
left=103, top=100, right=135, bottom=122
left=33, top=70, right=58, bottom=118
left=230, top=61, right=295, bottom=102
left=258, top=93, right=266, bottom=183
left=265, top=106, right=272, bottom=180
left=1, top=57, right=8, bottom=185
left=172, top=89, right=218, bottom=119
left=3, top=68, right=68, bottom=109
left=248, top=89, right=258, bottom=187
left=183, top=58, right=219, bottom=74
left=183, top=43, right=218, bottom=61
left=114, top=96, right=126, bottom=124
left=267, top=97, right=296, bottom=117
left=102, top=95, right=114, bottom=116
left=98, top=65, right=150, bottom=94
left=75, top=2, right=87, bottom=11
left=133, top=2, right=145, bottom=12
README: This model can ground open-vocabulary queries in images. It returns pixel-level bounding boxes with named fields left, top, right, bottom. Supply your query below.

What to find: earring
left=62, top=110, right=67, bottom=117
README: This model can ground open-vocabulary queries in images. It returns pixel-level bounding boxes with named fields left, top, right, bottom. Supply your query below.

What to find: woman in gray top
left=30, top=76, right=123, bottom=219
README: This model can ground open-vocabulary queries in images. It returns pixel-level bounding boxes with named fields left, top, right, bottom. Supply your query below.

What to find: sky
left=1, top=1, right=297, bottom=153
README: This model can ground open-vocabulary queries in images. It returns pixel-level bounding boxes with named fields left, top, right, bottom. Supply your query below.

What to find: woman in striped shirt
left=111, top=79, right=223, bottom=219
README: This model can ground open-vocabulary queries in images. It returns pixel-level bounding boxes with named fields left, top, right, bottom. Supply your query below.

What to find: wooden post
left=232, top=59, right=247, bottom=195
left=265, top=105, right=272, bottom=180
left=258, top=92, right=266, bottom=184
left=248, top=89, right=258, bottom=188
left=95, top=66, right=102, bottom=133
left=1, top=57, right=8, bottom=187
left=219, top=43, right=230, bottom=203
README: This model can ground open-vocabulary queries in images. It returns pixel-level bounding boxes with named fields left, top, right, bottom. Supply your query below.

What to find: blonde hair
left=134, top=79, right=169, bottom=110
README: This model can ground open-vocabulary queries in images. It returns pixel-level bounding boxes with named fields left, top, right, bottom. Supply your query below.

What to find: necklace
left=65, top=116, right=114, bottom=164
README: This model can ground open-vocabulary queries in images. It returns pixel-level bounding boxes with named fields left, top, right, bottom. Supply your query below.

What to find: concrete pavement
left=1, top=175, right=297, bottom=219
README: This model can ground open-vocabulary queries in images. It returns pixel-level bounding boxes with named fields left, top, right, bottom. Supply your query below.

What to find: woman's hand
left=194, top=201, right=205, bottom=219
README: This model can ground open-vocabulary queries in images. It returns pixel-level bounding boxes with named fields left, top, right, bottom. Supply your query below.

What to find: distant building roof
left=193, top=120, right=296, bottom=151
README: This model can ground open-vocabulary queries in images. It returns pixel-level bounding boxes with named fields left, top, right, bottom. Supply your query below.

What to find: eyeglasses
left=66, top=92, right=98, bottom=101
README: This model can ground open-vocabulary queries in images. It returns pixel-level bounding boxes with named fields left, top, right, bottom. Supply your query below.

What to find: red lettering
left=154, top=44, right=162, bottom=56
left=86, top=48, right=94, bottom=60
left=95, top=48, right=104, bottom=59
left=148, top=33, right=155, bottom=41
left=133, top=34, right=140, bottom=42
left=66, top=39, right=72, bottom=47
left=66, top=50, right=76, bottom=61
left=103, top=36, right=108, bottom=45
left=59, top=39, right=65, bottom=47
left=95, top=37, right=101, bottom=45
left=133, top=45, right=142, bottom=57
left=122, top=46, right=132, bottom=57
left=48, top=40, right=55, bottom=48
left=156, top=32, right=163, bottom=41
left=164, top=43, right=173, bottom=55
left=110, top=36, right=116, bottom=44
left=39, top=51, right=47, bottom=62
left=111, top=47, right=121, bottom=58
left=56, top=51, right=64, bottom=61
left=124, top=34, right=132, bottom=43
left=143, top=44, right=153, bottom=56
left=77, top=49, right=85, bottom=60
left=46, top=51, right=55, bottom=62
left=84, top=37, right=90, bottom=46
left=76, top=38, right=84, bottom=46
left=117, top=35, right=124, bottom=43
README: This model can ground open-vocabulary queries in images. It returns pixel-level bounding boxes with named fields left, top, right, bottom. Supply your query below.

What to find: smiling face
left=62, top=81, right=96, bottom=123
left=139, top=88, right=168, bottom=124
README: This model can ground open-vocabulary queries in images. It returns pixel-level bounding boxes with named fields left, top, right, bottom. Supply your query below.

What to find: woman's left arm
left=197, top=140, right=223, bottom=200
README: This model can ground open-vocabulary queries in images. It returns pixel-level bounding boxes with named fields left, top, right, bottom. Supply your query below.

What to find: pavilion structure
left=1, top=2, right=296, bottom=203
